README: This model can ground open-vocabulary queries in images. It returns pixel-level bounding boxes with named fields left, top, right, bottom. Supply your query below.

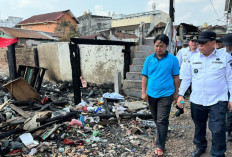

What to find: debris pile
left=0, top=76, right=158, bottom=156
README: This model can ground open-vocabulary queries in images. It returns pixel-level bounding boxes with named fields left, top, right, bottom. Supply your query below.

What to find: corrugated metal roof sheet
left=0, top=27, right=51, bottom=40
left=80, top=34, right=108, bottom=39
left=17, top=10, right=79, bottom=25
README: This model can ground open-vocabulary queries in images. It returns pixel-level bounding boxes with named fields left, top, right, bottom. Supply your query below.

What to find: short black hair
left=153, top=34, right=169, bottom=45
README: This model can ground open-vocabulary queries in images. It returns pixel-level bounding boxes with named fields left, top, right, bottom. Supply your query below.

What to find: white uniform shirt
left=176, top=47, right=189, bottom=67
left=220, top=47, right=232, bottom=55
left=179, top=48, right=232, bottom=106
left=176, top=47, right=199, bottom=79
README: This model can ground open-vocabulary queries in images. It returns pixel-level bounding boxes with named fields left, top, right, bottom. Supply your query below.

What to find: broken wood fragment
left=3, top=77, right=41, bottom=101
left=8, top=103, right=34, bottom=118
left=0, top=100, right=10, bottom=111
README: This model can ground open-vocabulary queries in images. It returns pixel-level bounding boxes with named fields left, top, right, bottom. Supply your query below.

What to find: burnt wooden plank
left=3, top=77, right=41, bottom=101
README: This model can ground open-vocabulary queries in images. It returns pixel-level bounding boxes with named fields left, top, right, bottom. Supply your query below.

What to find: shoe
left=226, top=132, right=232, bottom=141
left=191, top=148, right=205, bottom=157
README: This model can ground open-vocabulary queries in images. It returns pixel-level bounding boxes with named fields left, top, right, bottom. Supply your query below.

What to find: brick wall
left=0, top=46, right=35, bottom=76
left=0, top=48, right=8, bottom=76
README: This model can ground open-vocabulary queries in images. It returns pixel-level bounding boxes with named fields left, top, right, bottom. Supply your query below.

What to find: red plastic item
left=132, top=120, right=137, bottom=125
left=7, top=149, right=23, bottom=154
left=82, top=106, right=87, bottom=111
left=64, top=138, right=75, bottom=145
left=41, top=97, right=52, bottom=104
left=69, top=119, right=83, bottom=127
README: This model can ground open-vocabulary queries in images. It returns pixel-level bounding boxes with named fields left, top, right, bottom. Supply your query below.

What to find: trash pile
left=0, top=76, right=158, bottom=156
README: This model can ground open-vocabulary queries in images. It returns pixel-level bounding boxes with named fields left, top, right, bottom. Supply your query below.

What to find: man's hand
left=228, top=102, right=232, bottom=112
left=141, top=93, right=148, bottom=102
left=173, top=93, right=178, bottom=104
left=177, top=96, right=185, bottom=108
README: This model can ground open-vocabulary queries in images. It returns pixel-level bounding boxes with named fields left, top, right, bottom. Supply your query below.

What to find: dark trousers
left=226, top=93, right=232, bottom=133
left=191, top=101, right=227, bottom=157
left=148, top=95, right=173, bottom=150
left=226, top=112, right=232, bottom=133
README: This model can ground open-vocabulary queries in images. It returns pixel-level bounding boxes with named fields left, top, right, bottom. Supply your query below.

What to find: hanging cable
left=209, top=0, right=220, bottom=20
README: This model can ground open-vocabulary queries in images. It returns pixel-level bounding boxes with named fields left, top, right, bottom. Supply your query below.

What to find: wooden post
left=122, top=45, right=131, bottom=79
left=33, top=47, right=39, bottom=67
left=7, top=43, right=17, bottom=80
left=69, top=42, right=81, bottom=105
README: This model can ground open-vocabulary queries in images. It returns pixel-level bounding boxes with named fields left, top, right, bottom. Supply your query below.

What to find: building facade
left=111, top=10, right=169, bottom=38
left=16, top=10, right=79, bottom=33
left=77, top=13, right=112, bottom=37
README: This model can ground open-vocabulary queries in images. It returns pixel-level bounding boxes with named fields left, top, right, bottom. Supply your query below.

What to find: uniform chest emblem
left=194, top=69, right=198, bottom=74
left=216, top=58, right=220, bottom=61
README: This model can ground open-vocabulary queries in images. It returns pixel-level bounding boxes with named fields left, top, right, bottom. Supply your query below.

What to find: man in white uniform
left=177, top=31, right=232, bottom=157
left=222, top=33, right=232, bottom=141
left=176, top=36, right=199, bottom=80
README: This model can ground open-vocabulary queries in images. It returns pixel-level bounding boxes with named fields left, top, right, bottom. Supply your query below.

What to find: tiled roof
left=17, top=10, right=79, bottom=25
left=0, top=27, right=51, bottom=40
left=114, top=32, right=138, bottom=39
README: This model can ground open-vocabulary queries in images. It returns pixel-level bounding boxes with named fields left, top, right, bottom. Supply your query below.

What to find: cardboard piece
left=3, top=77, right=41, bottom=101
left=19, top=133, right=39, bottom=148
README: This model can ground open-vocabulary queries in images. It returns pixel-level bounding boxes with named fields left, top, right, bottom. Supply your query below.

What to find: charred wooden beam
left=70, top=38, right=136, bottom=46
left=69, top=42, right=81, bottom=105
left=33, top=47, right=39, bottom=67
left=122, top=45, right=131, bottom=79
left=7, top=43, right=17, bottom=80
left=0, top=128, right=23, bottom=140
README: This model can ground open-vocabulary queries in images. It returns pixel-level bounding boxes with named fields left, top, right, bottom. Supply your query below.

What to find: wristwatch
left=178, top=94, right=185, bottom=98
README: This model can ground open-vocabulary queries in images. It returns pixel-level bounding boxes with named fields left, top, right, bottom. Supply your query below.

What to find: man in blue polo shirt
left=141, top=34, right=180, bottom=156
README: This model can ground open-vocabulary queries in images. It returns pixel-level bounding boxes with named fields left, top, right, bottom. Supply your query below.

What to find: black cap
left=216, top=37, right=222, bottom=43
left=197, top=31, right=216, bottom=42
left=189, top=35, right=198, bottom=41
left=222, top=33, right=232, bottom=46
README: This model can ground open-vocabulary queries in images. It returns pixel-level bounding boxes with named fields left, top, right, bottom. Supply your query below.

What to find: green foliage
left=55, top=19, right=79, bottom=41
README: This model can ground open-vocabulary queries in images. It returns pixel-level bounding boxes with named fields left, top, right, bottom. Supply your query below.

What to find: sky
left=0, top=0, right=228, bottom=27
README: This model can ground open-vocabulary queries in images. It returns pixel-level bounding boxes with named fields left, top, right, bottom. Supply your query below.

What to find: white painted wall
left=37, top=42, right=124, bottom=84
left=79, top=45, right=124, bottom=84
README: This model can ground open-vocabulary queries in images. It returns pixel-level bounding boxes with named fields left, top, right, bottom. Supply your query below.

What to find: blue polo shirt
left=142, top=52, right=179, bottom=98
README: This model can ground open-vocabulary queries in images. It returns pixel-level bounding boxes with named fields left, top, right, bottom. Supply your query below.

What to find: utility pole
left=169, top=0, right=175, bottom=54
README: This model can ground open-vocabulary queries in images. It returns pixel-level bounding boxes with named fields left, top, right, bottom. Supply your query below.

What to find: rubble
left=0, top=76, right=232, bottom=157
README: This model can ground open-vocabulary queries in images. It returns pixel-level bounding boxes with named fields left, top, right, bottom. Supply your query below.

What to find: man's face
left=189, top=40, right=198, bottom=50
left=154, top=40, right=168, bottom=56
left=198, top=40, right=216, bottom=55
left=216, top=42, right=223, bottom=49
left=226, top=46, right=232, bottom=53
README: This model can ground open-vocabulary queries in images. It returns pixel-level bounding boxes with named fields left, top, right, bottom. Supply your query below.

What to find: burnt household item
left=3, top=77, right=41, bottom=101
left=18, top=65, right=47, bottom=92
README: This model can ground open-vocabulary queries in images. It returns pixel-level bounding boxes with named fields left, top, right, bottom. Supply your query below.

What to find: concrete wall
left=37, top=42, right=125, bottom=85
left=37, top=43, right=61, bottom=81
left=79, top=45, right=124, bottom=84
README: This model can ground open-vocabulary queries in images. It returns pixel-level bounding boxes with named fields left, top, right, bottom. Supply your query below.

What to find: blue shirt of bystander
left=142, top=51, right=179, bottom=98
